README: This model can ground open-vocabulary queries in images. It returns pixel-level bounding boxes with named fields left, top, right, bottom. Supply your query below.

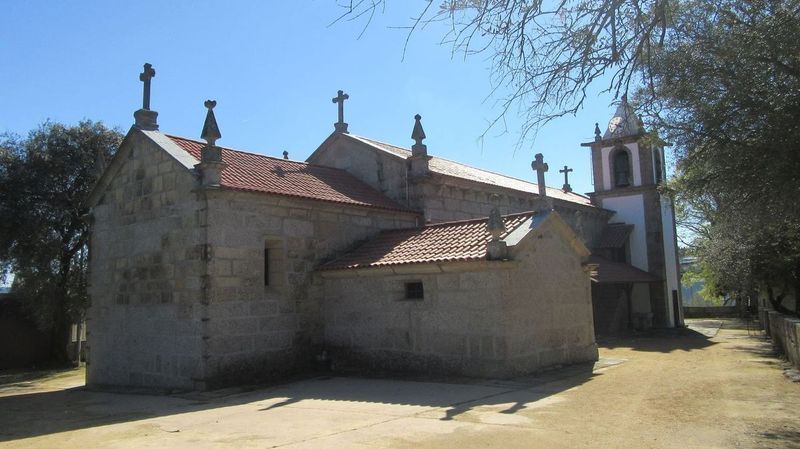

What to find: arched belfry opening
left=612, top=147, right=631, bottom=188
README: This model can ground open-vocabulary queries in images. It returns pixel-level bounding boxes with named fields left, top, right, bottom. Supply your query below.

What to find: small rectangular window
left=405, top=281, right=424, bottom=300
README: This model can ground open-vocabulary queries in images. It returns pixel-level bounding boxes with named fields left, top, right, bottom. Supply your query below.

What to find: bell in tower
left=613, top=148, right=631, bottom=187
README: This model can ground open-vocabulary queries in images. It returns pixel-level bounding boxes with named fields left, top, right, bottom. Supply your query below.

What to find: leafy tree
left=337, top=0, right=800, bottom=316
left=0, top=121, right=122, bottom=362
left=643, top=0, right=800, bottom=315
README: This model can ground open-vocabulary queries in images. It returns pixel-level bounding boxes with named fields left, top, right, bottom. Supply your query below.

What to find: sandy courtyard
left=1, top=319, right=798, bottom=448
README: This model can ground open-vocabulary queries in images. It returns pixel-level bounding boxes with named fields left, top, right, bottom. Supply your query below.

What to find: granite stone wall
left=87, top=132, right=206, bottom=390
left=310, top=137, right=411, bottom=207
left=88, top=132, right=420, bottom=390
left=762, top=309, right=800, bottom=369
left=200, top=190, right=419, bottom=387
left=312, top=135, right=611, bottom=248
left=322, top=225, right=597, bottom=378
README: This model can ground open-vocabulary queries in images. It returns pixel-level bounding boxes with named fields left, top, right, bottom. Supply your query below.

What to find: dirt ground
left=1, top=319, right=798, bottom=449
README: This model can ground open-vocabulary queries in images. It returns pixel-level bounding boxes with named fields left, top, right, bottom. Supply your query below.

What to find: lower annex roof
left=320, top=212, right=534, bottom=270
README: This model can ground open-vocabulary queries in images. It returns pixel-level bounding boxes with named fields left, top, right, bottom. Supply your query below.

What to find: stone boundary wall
left=760, top=308, right=800, bottom=369
left=684, top=306, right=740, bottom=318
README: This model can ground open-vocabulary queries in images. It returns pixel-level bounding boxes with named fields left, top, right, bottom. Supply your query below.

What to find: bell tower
left=582, top=96, right=682, bottom=328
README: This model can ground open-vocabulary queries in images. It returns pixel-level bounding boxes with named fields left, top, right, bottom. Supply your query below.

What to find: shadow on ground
left=0, top=361, right=600, bottom=442
left=759, top=429, right=800, bottom=449
left=4, top=320, right=760, bottom=443
left=598, top=322, right=718, bottom=353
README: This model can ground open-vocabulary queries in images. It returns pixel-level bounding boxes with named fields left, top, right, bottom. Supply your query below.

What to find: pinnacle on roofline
left=196, top=99, right=227, bottom=187
left=486, top=195, right=508, bottom=260
left=201, top=100, right=222, bottom=147
left=409, top=113, right=430, bottom=175
left=411, top=114, right=427, bottom=157
left=487, top=208, right=506, bottom=242
left=412, top=114, right=426, bottom=144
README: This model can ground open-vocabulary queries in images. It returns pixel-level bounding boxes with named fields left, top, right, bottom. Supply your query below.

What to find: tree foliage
left=336, top=0, right=800, bottom=314
left=334, top=0, right=670, bottom=140
left=0, top=121, right=122, bottom=360
left=644, top=0, right=800, bottom=314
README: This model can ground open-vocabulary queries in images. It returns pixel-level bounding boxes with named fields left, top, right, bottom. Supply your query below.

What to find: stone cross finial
left=201, top=100, right=222, bottom=148
left=133, top=63, right=158, bottom=130
left=332, top=90, right=350, bottom=133
left=283, top=150, right=289, bottom=160
left=531, top=153, right=549, bottom=197
left=139, top=63, right=156, bottom=110
left=559, top=165, right=573, bottom=192
left=594, top=122, right=602, bottom=141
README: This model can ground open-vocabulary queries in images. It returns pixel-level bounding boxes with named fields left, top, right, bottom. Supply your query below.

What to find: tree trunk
left=50, top=312, right=72, bottom=364
left=50, top=254, right=74, bottom=364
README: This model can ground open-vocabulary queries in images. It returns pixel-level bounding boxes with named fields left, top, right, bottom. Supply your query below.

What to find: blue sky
left=2, top=1, right=643, bottom=288
left=2, top=1, right=623, bottom=198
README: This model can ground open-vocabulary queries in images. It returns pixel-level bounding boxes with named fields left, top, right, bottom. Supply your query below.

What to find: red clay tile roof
left=347, top=135, right=594, bottom=207
left=587, top=255, right=661, bottom=283
left=320, top=212, right=534, bottom=270
left=594, top=224, right=634, bottom=249
left=167, top=135, right=412, bottom=212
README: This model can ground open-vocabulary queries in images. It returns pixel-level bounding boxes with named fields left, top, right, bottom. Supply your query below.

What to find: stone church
left=85, top=65, right=682, bottom=390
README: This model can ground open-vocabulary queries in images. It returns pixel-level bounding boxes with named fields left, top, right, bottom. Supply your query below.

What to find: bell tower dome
left=586, top=95, right=666, bottom=192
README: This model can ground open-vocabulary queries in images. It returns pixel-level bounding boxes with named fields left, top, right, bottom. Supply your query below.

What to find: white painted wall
left=600, top=143, right=642, bottom=191
left=602, top=194, right=648, bottom=271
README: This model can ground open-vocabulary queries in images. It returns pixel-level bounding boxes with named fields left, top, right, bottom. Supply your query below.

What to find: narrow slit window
left=264, top=239, right=285, bottom=290
left=405, top=281, right=424, bottom=300
left=264, top=248, right=270, bottom=286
